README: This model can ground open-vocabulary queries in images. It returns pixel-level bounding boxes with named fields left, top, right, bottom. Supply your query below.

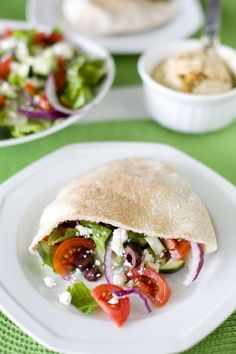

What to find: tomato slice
left=91, top=284, right=130, bottom=327
left=36, top=93, right=52, bottom=111
left=54, top=56, right=66, bottom=93
left=164, top=238, right=191, bottom=260
left=0, top=57, right=12, bottom=79
left=126, top=267, right=171, bottom=307
left=53, top=237, right=95, bottom=276
left=0, top=95, right=6, bottom=106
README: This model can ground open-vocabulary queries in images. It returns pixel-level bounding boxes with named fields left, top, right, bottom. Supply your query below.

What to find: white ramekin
left=138, top=40, right=236, bottom=134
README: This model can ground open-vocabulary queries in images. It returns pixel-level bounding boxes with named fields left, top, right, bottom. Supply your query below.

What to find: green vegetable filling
left=67, top=282, right=99, bottom=314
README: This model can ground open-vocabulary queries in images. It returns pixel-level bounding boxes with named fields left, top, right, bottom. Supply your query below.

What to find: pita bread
left=30, top=158, right=217, bottom=254
left=62, top=0, right=178, bottom=36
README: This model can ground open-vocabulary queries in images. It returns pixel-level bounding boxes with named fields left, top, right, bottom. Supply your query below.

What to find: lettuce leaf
left=59, top=58, right=106, bottom=109
left=48, top=227, right=77, bottom=246
left=67, top=282, right=99, bottom=314
left=11, top=120, right=52, bottom=138
left=127, top=231, right=147, bottom=247
left=37, top=239, right=56, bottom=268
left=80, top=221, right=112, bottom=253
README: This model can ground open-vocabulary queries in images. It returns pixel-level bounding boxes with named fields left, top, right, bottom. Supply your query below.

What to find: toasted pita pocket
left=30, top=158, right=217, bottom=254
left=62, top=0, right=178, bottom=36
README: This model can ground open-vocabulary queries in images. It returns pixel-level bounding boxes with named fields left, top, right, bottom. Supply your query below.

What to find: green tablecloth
left=0, top=1, right=236, bottom=354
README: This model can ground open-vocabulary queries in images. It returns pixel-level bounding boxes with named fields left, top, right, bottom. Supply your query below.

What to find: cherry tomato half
left=0, top=57, right=12, bottom=79
left=126, top=267, right=171, bottom=307
left=53, top=237, right=95, bottom=276
left=91, top=284, right=130, bottom=327
left=164, top=239, right=191, bottom=260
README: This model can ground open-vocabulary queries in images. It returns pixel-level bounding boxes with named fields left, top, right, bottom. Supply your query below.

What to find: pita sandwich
left=62, top=0, right=178, bottom=36
left=30, top=158, right=217, bottom=254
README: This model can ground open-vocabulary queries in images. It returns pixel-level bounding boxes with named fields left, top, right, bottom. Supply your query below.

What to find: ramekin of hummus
left=152, top=49, right=234, bottom=95
left=138, top=40, right=236, bottom=133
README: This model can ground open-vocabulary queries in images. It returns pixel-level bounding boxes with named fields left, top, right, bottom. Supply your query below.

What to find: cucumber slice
left=160, top=258, right=185, bottom=274
left=145, top=236, right=165, bottom=255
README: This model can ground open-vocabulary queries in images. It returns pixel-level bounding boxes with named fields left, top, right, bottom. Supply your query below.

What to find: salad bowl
left=0, top=20, right=115, bottom=147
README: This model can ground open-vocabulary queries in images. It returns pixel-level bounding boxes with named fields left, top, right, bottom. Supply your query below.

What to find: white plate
left=0, top=142, right=236, bottom=354
left=27, top=0, right=204, bottom=54
left=0, top=20, right=115, bottom=147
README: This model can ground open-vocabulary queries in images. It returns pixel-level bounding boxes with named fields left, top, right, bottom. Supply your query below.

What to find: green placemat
left=1, top=119, right=236, bottom=354
left=1, top=0, right=236, bottom=353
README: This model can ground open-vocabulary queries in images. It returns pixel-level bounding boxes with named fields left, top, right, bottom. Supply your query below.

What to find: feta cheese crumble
left=113, top=272, right=127, bottom=286
left=95, top=259, right=101, bottom=266
left=76, top=225, right=92, bottom=237
left=52, top=42, right=74, bottom=60
left=143, top=249, right=154, bottom=264
left=70, top=268, right=82, bottom=283
left=111, top=228, right=128, bottom=256
left=43, top=277, right=56, bottom=288
left=58, top=291, right=72, bottom=306
left=108, top=294, right=119, bottom=305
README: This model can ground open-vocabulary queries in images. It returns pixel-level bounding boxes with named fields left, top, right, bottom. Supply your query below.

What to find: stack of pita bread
left=62, top=0, right=178, bottom=36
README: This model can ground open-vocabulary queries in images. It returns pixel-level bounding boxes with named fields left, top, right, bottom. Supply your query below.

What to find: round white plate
left=27, top=0, right=204, bottom=54
left=0, top=20, right=115, bottom=147
left=0, top=142, right=236, bottom=354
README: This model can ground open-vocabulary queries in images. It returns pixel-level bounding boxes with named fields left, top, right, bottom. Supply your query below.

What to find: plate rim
left=26, top=0, right=204, bottom=54
left=0, top=142, right=236, bottom=354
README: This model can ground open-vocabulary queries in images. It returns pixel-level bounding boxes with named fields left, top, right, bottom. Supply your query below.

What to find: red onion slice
left=183, top=242, right=204, bottom=286
left=104, top=236, right=113, bottom=283
left=113, top=289, right=152, bottom=314
left=19, top=107, right=68, bottom=120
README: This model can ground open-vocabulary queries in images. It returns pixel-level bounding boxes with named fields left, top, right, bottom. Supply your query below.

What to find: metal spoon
left=203, top=0, right=221, bottom=50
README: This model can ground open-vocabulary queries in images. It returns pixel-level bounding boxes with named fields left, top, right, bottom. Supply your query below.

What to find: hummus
left=152, top=49, right=234, bottom=94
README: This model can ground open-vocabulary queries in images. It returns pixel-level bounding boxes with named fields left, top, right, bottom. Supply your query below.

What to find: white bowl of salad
left=0, top=20, right=115, bottom=146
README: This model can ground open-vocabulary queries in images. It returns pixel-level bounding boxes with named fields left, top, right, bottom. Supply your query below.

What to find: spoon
left=203, top=0, right=221, bottom=50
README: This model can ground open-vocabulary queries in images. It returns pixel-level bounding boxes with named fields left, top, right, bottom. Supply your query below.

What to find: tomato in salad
left=54, top=56, right=67, bottom=93
left=33, top=30, right=64, bottom=46
left=0, top=95, right=6, bottom=106
left=91, top=284, right=130, bottom=327
left=126, top=267, right=171, bottom=307
left=47, top=31, right=64, bottom=44
left=164, top=239, right=191, bottom=260
left=36, top=93, right=53, bottom=111
left=24, top=81, right=37, bottom=96
left=3, top=28, right=13, bottom=38
left=0, top=56, right=12, bottom=79
left=53, top=237, right=96, bottom=276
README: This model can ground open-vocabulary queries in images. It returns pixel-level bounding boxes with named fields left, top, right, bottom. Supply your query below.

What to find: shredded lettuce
left=59, top=58, right=106, bottom=110
left=80, top=221, right=112, bottom=254
left=0, top=126, right=12, bottom=139
left=48, top=227, right=77, bottom=246
left=12, top=29, right=37, bottom=44
left=11, top=120, right=52, bottom=138
left=67, top=282, right=99, bottom=314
